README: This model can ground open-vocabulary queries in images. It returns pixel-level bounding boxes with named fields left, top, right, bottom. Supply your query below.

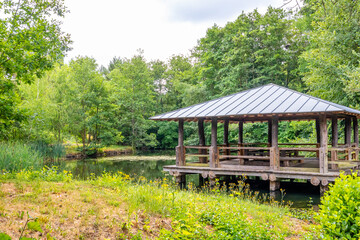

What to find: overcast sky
left=62, top=0, right=286, bottom=67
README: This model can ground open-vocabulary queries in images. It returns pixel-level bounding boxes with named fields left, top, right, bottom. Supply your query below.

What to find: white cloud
left=62, top=0, right=284, bottom=67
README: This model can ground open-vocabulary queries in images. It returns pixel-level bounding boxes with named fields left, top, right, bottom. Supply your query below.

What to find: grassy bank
left=0, top=169, right=317, bottom=239
left=65, top=144, right=133, bottom=157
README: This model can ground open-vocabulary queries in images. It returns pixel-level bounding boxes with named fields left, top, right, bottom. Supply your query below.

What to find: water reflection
left=58, top=158, right=175, bottom=180
left=55, top=153, right=320, bottom=208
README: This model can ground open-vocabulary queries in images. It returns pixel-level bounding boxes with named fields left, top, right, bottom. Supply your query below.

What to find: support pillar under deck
left=199, top=174, right=204, bottom=187
left=269, top=180, right=280, bottom=192
left=320, top=184, right=329, bottom=196
left=176, top=175, right=186, bottom=189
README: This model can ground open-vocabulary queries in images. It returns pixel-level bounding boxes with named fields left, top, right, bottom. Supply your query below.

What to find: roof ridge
left=150, top=83, right=360, bottom=120
left=150, top=84, right=266, bottom=119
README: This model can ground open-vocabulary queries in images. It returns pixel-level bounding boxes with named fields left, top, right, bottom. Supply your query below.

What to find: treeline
left=2, top=0, right=360, bottom=152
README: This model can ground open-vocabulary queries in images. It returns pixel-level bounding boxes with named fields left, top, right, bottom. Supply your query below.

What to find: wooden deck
left=166, top=159, right=358, bottom=182
left=168, top=143, right=360, bottom=191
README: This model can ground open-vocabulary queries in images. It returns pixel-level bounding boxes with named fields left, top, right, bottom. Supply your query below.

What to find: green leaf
left=0, top=232, right=12, bottom=240
left=27, top=221, right=43, bottom=233
left=19, top=238, right=36, bottom=240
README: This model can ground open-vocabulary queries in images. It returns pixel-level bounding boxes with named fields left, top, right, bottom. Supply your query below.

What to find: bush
left=0, top=142, right=43, bottom=172
left=317, top=172, right=360, bottom=239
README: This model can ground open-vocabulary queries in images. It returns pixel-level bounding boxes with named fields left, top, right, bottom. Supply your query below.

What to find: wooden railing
left=176, top=143, right=360, bottom=173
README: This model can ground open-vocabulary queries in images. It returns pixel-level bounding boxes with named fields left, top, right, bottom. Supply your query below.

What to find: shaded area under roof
left=151, top=84, right=360, bottom=121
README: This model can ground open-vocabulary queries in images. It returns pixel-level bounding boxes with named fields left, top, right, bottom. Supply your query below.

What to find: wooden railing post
left=319, top=115, right=328, bottom=173
left=353, top=117, right=359, bottom=160
left=209, top=118, right=218, bottom=168
left=270, top=116, right=280, bottom=171
left=330, top=116, right=338, bottom=169
left=198, top=118, right=207, bottom=163
left=238, top=120, right=244, bottom=164
left=345, top=116, right=352, bottom=160
left=176, top=119, right=185, bottom=166
left=224, top=119, right=230, bottom=158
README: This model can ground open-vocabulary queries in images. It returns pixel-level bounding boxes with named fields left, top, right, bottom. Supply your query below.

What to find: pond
left=55, top=151, right=320, bottom=208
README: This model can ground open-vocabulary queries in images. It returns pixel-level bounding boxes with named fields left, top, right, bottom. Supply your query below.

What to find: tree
left=19, top=64, right=71, bottom=143
left=299, top=0, right=360, bottom=107
left=150, top=59, right=167, bottom=113
left=0, top=0, right=71, bottom=139
left=194, top=7, right=305, bottom=99
left=66, top=57, right=112, bottom=154
left=109, top=53, right=157, bottom=150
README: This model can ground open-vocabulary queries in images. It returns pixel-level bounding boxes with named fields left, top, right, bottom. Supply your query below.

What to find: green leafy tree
left=109, top=52, right=157, bottom=150
left=194, top=7, right=305, bottom=99
left=0, top=0, right=71, bottom=139
left=20, top=64, right=71, bottom=142
left=66, top=57, right=112, bottom=154
left=299, top=0, right=360, bottom=107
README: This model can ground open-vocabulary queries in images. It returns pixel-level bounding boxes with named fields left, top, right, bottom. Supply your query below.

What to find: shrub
left=317, top=172, right=360, bottom=239
left=0, top=142, right=43, bottom=172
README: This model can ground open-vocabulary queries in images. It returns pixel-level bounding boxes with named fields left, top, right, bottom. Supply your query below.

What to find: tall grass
left=29, top=141, right=66, bottom=161
left=0, top=142, right=43, bottom=172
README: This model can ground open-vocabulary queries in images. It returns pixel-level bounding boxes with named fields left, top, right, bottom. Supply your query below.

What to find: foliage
left=0, top=142, right=43, bottom=172
left=109, top=52, right=157, bottom=150
left=0, top=0, right=71, bottom=139
left=5, top=2, right=360, bottom=150
left=194, top=7, right=306, bottom=99
left=300, top=0, right=360, bottom=107
left=317, top=172, right=360, bottom=239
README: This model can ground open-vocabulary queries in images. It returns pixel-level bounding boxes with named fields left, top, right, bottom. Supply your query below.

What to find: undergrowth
left=0, top=168, right=317, bottom=239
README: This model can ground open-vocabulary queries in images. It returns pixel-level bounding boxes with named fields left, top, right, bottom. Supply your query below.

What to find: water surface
left=56, top=152, right=320, bottom=208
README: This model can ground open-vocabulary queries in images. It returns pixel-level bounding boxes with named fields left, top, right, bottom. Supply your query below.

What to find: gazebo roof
left=151, top=84, right=360, bottom=121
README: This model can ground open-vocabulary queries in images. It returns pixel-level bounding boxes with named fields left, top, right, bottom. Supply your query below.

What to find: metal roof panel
left=226, top=86, right=270, bottom=115
left=260, top=90, right=293, bottom=113
left=238, top=85, right=279, bottom=114
left=285, top=95, right=310, bottom=113
left=215, top=88, right=261, bottom=116
left=195, top=95, right=235, bottom=117
left=312, top=101, right=330, bottom=112
left=249, top=87, right=285, bottom=114
left=273, top=92, right=302, bottom=113
left=151, top=84, right=360, bottom=120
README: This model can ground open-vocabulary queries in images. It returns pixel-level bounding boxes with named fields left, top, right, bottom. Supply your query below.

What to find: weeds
left=0, top=169, right=316, bottom=239
left=0, top=141, right=43, bottom=172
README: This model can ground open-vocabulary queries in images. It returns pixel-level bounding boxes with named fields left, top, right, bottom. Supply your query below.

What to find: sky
left=62, top=0, right=287, bottom=67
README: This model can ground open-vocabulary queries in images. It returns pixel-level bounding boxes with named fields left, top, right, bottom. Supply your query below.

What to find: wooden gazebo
left=151, top=84, right=360, bottom=192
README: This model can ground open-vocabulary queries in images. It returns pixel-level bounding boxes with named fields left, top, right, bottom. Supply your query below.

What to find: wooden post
left=331, top=116, right=338, bottom=169
left=316, top=119, right=321, bottom=144
left=353, top=117, right=359, bottom=160
left=270, top=181, right=280, bottom=191
left=198, top=118, right=206, bottom=163
left=270, top=116, right=279, bottom=171
left=238, top=120, right=244, bottom=144
left=175, top=174, right=186, bottom=189
left=176, top=119, right=185, bottom=166
left=210, top=118, right=218, bottom=168
left=224, top=119, right=230, bottom=157
left=345, top=116, right=352, bottom=160
left=238, top=120, right=244, bottom=164
left=268, top=120, right=272, bottom=147
left=319, top=115, right=328, bottom=173
left=316, top=119, right=321, bottom=158
left=331, top=116, right=338, bottom=147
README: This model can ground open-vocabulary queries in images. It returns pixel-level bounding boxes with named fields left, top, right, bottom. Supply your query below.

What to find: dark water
left=55, top=152, right=320, bottom=208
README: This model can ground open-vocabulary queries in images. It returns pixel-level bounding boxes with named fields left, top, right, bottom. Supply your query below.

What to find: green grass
left=0, top=168, right=318, bottom=239
left=0, top=142, right=43, bottom=172
left=65, top=143, right=132, bottom=155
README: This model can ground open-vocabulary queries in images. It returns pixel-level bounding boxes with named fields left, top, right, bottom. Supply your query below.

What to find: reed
left=29, top=141, right=65, bottom=161
left=0, top=141, right=43, bottom=172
